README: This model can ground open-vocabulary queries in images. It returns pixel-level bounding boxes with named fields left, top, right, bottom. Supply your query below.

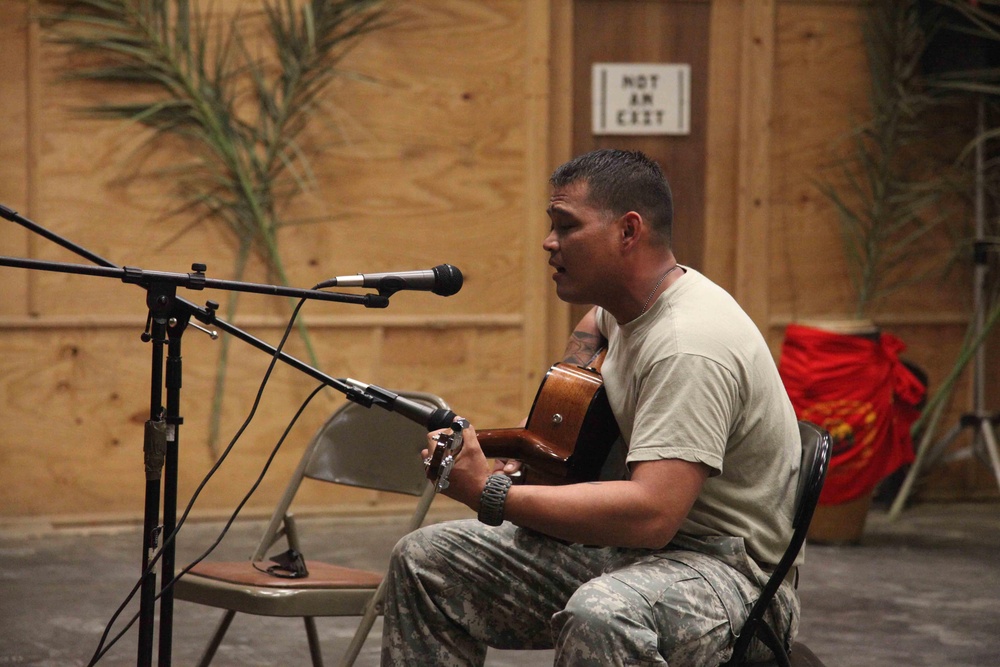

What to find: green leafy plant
left=816, top=0, right=965, bottom=320
left=39, top=0, right=386, bottom=453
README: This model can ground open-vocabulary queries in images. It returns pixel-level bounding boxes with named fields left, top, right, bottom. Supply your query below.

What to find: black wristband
left=478, top=473, right=514, bottom=526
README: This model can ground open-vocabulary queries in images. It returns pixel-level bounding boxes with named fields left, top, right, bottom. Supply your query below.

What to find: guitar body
left=476, top=358, right=619, bottom=485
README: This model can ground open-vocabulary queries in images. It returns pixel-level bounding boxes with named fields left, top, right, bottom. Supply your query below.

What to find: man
left=381, top=149, right=801, bottom=666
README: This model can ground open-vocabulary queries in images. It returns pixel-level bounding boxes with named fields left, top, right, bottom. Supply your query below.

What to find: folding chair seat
left=723, top=420, right=833, bottom=667
left=174, top=391, right=449, bottom=667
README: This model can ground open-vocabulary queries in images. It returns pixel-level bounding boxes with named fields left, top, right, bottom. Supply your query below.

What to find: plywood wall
left=0, top=0, right=557, bottom=520
left=1, top=0, right=994, bottom=522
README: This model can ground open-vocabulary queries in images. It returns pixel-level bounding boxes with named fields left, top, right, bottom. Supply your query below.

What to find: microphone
left=317, top=264, right=463, bottom=296
left=345, top=380, right=458, bottom=431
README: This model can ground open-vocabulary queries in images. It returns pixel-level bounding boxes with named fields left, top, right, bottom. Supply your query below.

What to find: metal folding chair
left=174, top=391, right=449, bottom=667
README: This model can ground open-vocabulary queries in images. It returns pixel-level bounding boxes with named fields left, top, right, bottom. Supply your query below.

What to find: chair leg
left=337, top=583, right=385, bottom=667
left=196, top=609, right=237, bottom=667
left=305, top=616, right=325, bottom=667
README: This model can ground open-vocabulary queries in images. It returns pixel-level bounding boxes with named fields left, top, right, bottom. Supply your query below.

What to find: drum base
left=807, top=492, right=872, bottom=545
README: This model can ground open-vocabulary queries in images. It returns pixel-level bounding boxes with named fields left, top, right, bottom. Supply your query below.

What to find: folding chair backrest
left=793, top=421, right=832, bottom=535
left=304, top=391, right=449, bottom=496
left=725, top=420, right=832, bottom=666
left=251, top=392, right=448, bottom=561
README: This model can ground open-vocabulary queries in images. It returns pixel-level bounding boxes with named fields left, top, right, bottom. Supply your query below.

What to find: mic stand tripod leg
left=889, top=414, right=1000, bottom=520
left=942, top=415, right=1000, bottom=492
left=978, top=415, right=1000, bottom=491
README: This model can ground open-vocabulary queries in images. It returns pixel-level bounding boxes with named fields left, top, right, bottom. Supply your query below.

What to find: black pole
left=158, top=310, right=188, bottom=667
left=137, top=283, right=173, bottom=667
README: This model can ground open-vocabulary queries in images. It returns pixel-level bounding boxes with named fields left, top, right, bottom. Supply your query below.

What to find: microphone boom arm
left=0, top=255, right=390, bottom=308
left=0, top=203, right=454, bottom=427
left=189, top=301, right=457, bottom=429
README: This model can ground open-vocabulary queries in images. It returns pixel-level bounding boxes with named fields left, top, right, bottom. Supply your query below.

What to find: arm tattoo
left=563, top=330, right=605, bottom=366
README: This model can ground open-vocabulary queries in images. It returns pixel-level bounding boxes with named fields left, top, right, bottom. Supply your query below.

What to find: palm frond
left=815, top=0, right=968, bottom=317
left=39, top=0, right=386, bottom=452
left=41, top=0, right=384, bottom=260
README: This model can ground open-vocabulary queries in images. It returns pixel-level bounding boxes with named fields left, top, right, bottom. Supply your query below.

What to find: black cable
left=86, top=294, right=319, bottom=665
left=172, top=381, right=325, bottom=587
left=90, top=379, right=326, bottom=665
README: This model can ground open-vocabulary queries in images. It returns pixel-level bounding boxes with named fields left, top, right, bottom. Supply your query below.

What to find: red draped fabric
left=779, top=324, right=925, bottom=505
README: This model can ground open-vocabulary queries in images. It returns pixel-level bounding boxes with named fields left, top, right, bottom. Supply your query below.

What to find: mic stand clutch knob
left=173, top=318, right=218, bottom=339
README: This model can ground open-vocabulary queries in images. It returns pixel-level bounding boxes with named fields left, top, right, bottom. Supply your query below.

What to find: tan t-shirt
left=595, top=267, right=800, bottom=566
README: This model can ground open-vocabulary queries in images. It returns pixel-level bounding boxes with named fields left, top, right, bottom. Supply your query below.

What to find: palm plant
left=39, top=0, right=386, bottom=453
left=816, top=0, right=965, bottom=320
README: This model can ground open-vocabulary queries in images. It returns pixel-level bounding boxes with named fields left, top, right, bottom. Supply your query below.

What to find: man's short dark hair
left=550, top=149, right=674, bottom=244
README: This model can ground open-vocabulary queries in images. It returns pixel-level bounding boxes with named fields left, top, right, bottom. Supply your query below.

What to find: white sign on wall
left=592, top=63, right=691, bottom=136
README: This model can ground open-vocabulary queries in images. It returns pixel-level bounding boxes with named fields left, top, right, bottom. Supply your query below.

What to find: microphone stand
left=0, top=205, right=456, bottom=666
left=888, top=97, right=1000, bottom=518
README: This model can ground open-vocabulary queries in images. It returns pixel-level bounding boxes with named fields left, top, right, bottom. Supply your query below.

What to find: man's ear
left=620, top=211, right=643, bottom=250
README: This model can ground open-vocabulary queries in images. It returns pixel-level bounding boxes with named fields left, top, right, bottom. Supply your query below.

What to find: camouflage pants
left=380, top=519, right=799, bottom=666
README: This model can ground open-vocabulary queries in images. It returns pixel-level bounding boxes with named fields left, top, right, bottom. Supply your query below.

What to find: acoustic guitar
left=425, top=352, right=620, bottom=490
